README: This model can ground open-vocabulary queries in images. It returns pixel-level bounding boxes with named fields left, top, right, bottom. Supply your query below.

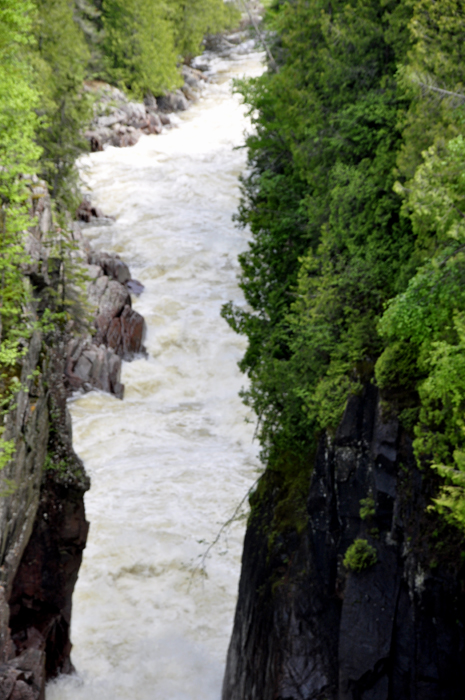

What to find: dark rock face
left=76, top=199, right=106, bottom=223
left=223, top=386, right=465, bottom=700
left=8, top=472, right=89, bottom=680
left=0, top=337, right=90, bottom=700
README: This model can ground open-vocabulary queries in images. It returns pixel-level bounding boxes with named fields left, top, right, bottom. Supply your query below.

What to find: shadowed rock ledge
left=222, top=386, right=465, bottom=700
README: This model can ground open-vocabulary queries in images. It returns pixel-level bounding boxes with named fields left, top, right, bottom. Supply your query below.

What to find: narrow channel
left=48, top=44, right=263, bottom=700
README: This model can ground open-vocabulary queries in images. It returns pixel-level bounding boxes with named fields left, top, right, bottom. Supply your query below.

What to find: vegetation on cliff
left=225, top=0, right=465, bottom=538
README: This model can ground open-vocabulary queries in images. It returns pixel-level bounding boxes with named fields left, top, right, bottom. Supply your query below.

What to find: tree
left=32, top=0, right=92, bottom=211
left=101, top=0, right=181, bottom=98
left=224, top=0, right=414, bottom=467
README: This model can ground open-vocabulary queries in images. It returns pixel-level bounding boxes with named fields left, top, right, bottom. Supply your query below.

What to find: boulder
left=97, top=110, right=127, bottom=128
left=126, top=279, right=145, bottom=295
left=121, top=305, right=145, bottom=357
left=87, top=274, right=109, bottom=311
left=122, top=102, right=147, bottom=124
left=181, top=65, right=205, bottom=87
left=98, top=280, right=131, bottom=318
left=143, top=93, right=158, bottom=110
left=110, top=126, right=140, bottom=148
left=145, top=113, right=162, bottom=134
left=64, top=243, right=144, bottom=400
left=64, top=339, right=124, bottom=399
left=73, top=353, right=93, bottom=383
left=157, top=89, right=189, bottom=112
left=76, top=199, right=105, bottom=222
left=95, top=254, right=130, bottom=285
left=0, top=648, right=45, bottom=700
left=105, top=305, right=145, bottom=359
left=83, top=69, right=200, bottom=151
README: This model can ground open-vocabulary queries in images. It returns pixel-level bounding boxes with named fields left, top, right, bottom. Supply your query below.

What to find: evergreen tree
left=0, top=0, right=41, bottom=346
left=0, top=0, right=42, bottom=467
left=32, top=0, right=92, bottom=211
left=227, top=0, right=465, bottom=537
left=101, top=0, right=181, bottom=98
left=169, top=0, right=240, bottom=59
left=224, top=0, right=414, bottom=467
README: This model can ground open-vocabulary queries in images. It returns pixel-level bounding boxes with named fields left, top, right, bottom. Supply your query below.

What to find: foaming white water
left=47, top=47, right=264, bottom=700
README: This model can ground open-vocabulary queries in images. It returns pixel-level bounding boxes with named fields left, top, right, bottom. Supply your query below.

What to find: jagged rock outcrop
left=223, top=386, right=465, bottom=700
left=64, top=249, right=146, bottom=398
left=83, top=67, right=206, bottom=152
left=27, top=181, right=145, bottom=399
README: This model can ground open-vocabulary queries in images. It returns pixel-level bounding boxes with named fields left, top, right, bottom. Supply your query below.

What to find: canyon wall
left=0, top=329, right=89, bottom=700
left=0, top=185, right=145, bottom=699
left=223, top=386, right=465, bottom=700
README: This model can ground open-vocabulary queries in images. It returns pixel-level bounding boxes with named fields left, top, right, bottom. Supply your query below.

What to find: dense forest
left=0, top=0, right=239, bottom=450
left=223, top=0, right=465, bottom=544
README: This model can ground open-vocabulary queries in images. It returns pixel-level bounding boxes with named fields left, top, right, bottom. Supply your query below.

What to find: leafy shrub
left=343, top=539, right=377, bottom=572
left=359, top=496, right=376, bottom=521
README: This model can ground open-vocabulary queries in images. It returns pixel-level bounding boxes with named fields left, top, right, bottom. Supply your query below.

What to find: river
left=47, top=42, right=263, bottom=700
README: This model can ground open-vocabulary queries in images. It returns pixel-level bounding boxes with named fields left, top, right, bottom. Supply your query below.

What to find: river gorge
left=47, top=43, right=264, bottom=700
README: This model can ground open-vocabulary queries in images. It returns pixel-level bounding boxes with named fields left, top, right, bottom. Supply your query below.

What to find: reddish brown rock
left=105, top=306, right=145, bottom=359
left=84, top=130, right=104, bottom=152
left=9, top=472, right=89, bottom=682
left=106, top=316, right=122, bottom=352
left=121, top=305, right=145, bottom=357
left=76, top=199, right=105, bottom=222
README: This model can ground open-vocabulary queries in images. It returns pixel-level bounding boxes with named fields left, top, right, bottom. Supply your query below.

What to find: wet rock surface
left=223, top=386, right=465, bottom=700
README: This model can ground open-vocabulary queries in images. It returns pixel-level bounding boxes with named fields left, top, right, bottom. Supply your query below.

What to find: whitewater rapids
left=48, top=43, right=263, bottom=700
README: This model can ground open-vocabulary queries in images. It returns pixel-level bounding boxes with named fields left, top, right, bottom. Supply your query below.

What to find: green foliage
left=41, top=219, right=92, bottom=334
left=0, top=435, right=16, bottom=471
left=343, top=539, right=378, bottom=572
left=359, top=496, right=376, bottom=521
left=169, top=0, right=240, bottom=59
left=396, top=0, right=465, bottom=179
left=224, top=0, right=465, bottom=548
left=0, top=0, right=42, bottom=478
left=224, top=0, right=415, bottom=467
left=101, top=0, right=181, bottom=98
left=377, top=134, right=465, bottom=524
left=0, top=1, right=40, bottom=351
left=375, top=340, right=420, bottom=391
left=43, top=451, right=68, bottom=473
left=32, top=0, right=93, bottom=211
left=430, top=450, right=465, bottom=531
left=101, top=0, right=239, bottom=98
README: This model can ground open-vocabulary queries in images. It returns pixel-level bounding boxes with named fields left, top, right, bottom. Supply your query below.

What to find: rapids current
left=48, top=44, right=263, bottom=700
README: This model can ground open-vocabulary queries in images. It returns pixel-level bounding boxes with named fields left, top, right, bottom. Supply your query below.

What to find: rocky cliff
left=223, top=386, right=465, bottom=700
left=0, top=326, right=89, bottom=699
left=0, top=183, right=145, bottom=698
